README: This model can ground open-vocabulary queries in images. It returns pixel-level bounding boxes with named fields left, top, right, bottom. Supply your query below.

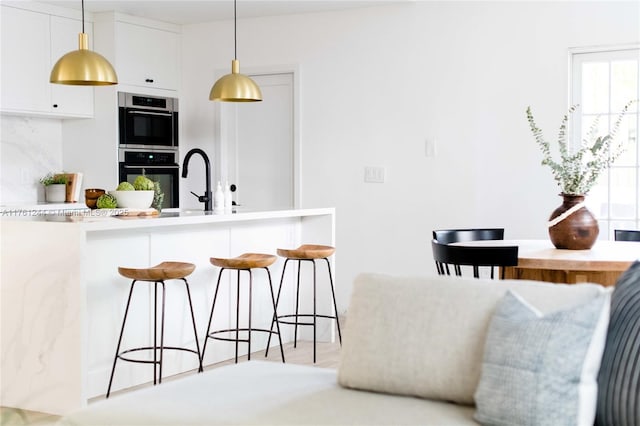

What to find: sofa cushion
left=473, top=289, right=610, bottom=426
left=596, top=261, right=640, bottom=426
left=337, top=273, right=610, bottom=405
left=60, top=361, right=478, bottom=425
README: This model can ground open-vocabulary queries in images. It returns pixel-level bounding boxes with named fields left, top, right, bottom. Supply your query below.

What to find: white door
left=221, top=72, right=295, bottom=210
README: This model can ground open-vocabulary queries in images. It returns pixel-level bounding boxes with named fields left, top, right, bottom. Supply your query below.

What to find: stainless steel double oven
left=118, top=92, right=179, bottom=208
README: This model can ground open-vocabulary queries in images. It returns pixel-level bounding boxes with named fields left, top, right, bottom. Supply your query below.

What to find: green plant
left=526, top=101, right=634, bottom=195
left=151, top=181, right=164, bottom=211
left=39, top=173, right=68, bottom=186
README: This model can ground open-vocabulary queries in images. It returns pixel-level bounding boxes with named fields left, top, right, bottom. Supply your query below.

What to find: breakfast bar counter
left=0, top=208, right=336, bottom=415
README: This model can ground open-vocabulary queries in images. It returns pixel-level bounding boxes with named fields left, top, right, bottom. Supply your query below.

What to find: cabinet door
left=115, top=22, right=179, bottom=91
left=0, top=6, right=94, bottom=118
left=0, top=6, right=51, bottom=113
left=50, top=15, right=94, bottom=117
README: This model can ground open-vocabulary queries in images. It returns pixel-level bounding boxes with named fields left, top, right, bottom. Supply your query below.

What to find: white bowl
left=108, top=190, right=154, bottom=209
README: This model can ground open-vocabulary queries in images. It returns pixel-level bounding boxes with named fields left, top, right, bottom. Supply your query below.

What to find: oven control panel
left=120, top=150, right=177, bottom=166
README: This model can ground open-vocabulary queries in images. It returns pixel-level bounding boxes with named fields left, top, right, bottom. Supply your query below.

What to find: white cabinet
left=1, top=6, right=50, bottom=113
left=115, top=21, right=180, bottom=91
left=49, top=15, right=94, bottom=116
left=0, top=5, right=94, bottom=118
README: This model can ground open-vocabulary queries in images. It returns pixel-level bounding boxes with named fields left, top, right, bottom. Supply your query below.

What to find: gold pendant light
left=209, top=0, right=262, bottom=102
left=50, top=0, right=117, bottom=86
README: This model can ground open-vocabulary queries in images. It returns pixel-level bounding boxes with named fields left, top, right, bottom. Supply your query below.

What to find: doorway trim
left=213, top=64, right=301, bottom=209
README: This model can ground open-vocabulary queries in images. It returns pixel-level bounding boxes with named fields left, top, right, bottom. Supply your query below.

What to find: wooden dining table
left=457, top=239, right=640, bottom=287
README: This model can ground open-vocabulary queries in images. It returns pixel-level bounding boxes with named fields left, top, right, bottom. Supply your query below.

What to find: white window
left=571, top=46, right=640, bottom=239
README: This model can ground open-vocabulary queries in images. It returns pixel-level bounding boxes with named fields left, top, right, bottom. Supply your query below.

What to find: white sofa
left=60, top=272, right=620, bottom=426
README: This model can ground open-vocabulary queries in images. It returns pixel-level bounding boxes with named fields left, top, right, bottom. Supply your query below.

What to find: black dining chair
left=614, top=229, right=640, bottom=242
left=431, top=239, right=518, bottom=279
left=432, top=228, right=505, bottom=245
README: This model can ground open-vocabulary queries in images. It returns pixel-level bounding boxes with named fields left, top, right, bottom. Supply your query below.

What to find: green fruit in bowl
left=133, top=175, right=155, bottom=190
left=116, top=182, right=135, bottom=191
left=96, top=193, right=118, bottom=209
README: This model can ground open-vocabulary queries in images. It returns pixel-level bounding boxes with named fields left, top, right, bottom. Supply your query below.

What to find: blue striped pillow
left=595, top=261, right=640, bottom=426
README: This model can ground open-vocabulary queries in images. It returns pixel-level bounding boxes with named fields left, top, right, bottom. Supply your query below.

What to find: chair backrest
left=614, top=229, right=640, bottom=242
left=432, top=228, right=505, bottom=245
left=431, top=239, right=518, bottom=279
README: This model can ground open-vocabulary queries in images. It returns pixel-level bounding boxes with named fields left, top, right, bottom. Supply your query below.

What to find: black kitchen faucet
left=181, top=148, right=212, bottom=211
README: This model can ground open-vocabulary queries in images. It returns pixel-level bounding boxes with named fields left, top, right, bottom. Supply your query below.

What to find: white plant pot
left=45, top=184, right=66, bottom=203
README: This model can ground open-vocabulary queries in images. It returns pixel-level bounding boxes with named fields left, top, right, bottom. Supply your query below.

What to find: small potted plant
left=40, top=173, right=68, bottom=203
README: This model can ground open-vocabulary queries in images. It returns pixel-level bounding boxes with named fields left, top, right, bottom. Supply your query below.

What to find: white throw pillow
left=338, top=273, right=610, bottom=405
left=474, top=290, right=610, bottom=426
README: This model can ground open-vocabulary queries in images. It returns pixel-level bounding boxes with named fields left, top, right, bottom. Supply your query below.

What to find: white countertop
left=0, top=207, right=335, bottom=231
left=0, top=202, right=89, bottom=213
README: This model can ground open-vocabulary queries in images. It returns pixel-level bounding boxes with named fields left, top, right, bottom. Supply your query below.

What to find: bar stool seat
left=276, top=244, right=336, bottom=260
left=107, top=261, right=202, bottom=398
left=267, top=244, right=341, bottom=363
left=202, top=253, right=285, bottom=364
left=118, top=261, right=196, bottom=281
left=210, top=253, right=277, bottom=269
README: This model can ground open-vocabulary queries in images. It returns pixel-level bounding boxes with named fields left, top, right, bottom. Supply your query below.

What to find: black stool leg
left=152, top=282, right=158, bottom=385
left=312, top=259, right=317, bottom=364
left=247, top=269, right=253, bottom=361
left=107, top=279, right=138, bottom=398
left=201, top=267, right=225, bottom=365
left=324, top=257, right=342, bottom=344
left=152, top=281, right=166, bottom=385
left=293, top=260, right=302, bottom=348
left=182, top=278, right=203, bottom=372
left=234, top=269, right=241, bottom=363
left=265, top=258, right=290, bottom=356
left=265, top=267, right=285, bottom=362
left=157, top=281, right=166, bottom=384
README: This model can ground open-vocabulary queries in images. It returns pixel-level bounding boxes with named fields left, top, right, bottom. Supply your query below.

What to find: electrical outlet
left=364, top=166, right=385, bottom=183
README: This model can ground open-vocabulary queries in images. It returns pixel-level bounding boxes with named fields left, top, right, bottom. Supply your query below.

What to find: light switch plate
left=425, top=138, right=437, bottom=157
left=364, top=166, right=385, bottom=183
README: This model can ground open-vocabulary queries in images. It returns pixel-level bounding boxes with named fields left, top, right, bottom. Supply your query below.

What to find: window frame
left=569, top=44, right=640, bottom=239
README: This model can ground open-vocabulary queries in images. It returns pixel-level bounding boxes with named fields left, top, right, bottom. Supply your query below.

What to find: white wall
left=0, top=1, right=636, bottom=310
left=181, top=1, right=640, bottom=312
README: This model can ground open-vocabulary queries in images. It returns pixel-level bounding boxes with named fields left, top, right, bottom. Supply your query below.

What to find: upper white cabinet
left=1, top=6, right=51, bottom=113
left=114, top=21, right=180, bottom=91
left=50, top=15, right=94, bottom=116
left=0, top=5, right=94, bottom=118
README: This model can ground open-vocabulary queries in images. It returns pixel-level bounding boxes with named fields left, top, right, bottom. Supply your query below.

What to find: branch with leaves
left=526, top=100, right=635, bottom=195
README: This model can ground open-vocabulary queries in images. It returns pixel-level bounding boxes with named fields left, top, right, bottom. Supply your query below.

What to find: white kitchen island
left=0, top=208, right=336, bottom=415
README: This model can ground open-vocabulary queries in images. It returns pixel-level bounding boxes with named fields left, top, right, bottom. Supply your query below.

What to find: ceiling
left=37, top=0, right=409, bottom=25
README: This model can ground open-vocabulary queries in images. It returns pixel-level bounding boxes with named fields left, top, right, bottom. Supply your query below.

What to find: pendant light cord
left=233, top=0, right=237, bottom=60
left=81, top=0, right=85, bottom=33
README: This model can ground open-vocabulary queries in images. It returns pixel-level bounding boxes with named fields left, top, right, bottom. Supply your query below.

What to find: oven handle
left=122, top=165, right=179, bottom=169
left=127, top=110, right=173, bottom=117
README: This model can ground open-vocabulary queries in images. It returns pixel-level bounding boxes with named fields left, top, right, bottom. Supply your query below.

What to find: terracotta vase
left=548, top=193, right=599, bottom=250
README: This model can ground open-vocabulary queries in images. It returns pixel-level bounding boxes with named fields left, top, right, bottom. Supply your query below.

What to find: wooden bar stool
left=201, top=253, right=285, bottom=364
left=266, top=244, right=341, bottom=363
left=106, top=261, right=202, bottom=398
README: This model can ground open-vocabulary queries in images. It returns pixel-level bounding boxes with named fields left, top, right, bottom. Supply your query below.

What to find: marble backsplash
left=0, top=116, right=63, bottom=205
